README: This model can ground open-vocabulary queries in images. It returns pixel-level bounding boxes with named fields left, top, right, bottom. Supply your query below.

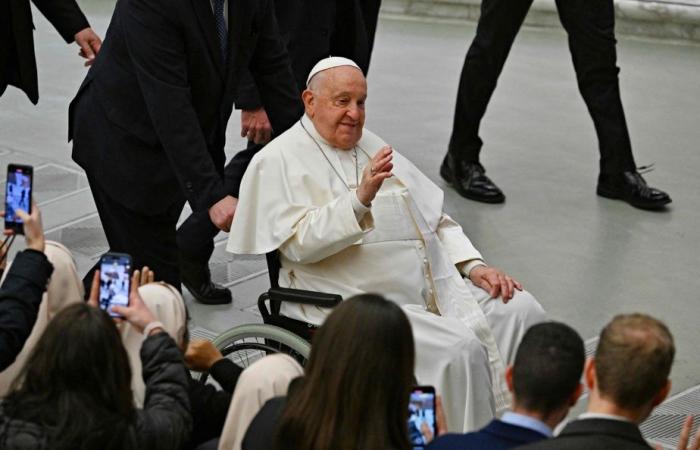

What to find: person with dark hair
left=241, top=294, right=438, bottom=450
left=429, top=322, right=585, bottom=450
left=0, top=202, right=51, bottom=372
left=440, top=0, right=671, bottom=210
left=519, top=313, right=676, bottom=450
left=0, top=272, right=191, bottom=450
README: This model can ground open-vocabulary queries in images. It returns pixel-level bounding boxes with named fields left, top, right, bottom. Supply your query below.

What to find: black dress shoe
left=440, top=154, right=505, bottom=203
left=179, top=254, right=233, bottom=305
left=597, top=171, right=671, bottom=210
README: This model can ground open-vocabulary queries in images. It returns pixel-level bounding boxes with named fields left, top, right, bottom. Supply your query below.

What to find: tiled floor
left=1, top=6, right=699, bottom=445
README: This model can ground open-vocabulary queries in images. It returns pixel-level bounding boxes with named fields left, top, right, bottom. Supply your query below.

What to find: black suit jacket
left=69, top=0, right=303, bottom=214
left=516, top=418, right=652, bottom=450
left=235, top=0, right=381, bottom=111
left=429, top=419, right=548, bottom=450
left=0, top=0, right=88, bottom=104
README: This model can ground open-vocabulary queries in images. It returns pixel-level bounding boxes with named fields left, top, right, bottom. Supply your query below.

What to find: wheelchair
left=198, top=251, right=341, bottom=382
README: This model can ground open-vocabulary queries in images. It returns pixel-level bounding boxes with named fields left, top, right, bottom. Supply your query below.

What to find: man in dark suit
left=440, top=0, right=671, bottom=210
left=69, top=0, right=303, bottom=290
left=0, top=0, right=101, bottom=104
left=429, top=322, right=585, bottom=450
left=175, top=0, right=382, bottom=304
left=518, top=313, right=676, bottom=450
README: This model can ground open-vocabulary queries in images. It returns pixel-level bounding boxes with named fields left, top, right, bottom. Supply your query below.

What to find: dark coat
left=516, top=418, right=653, bottom=450
left=428, top=419, right=548, bottom=450
left=0, top=249, right=53, bottom=371
left=69, top=0, right=303, bottom=214
left=0, top=332, right=192, bottom=450
left=0, top=0, right=89, bottom=104
left=234, top=0, right=382, bottom=111
left=186, top=358, right=243, bottom=450
left=241, top=396, right=287, bottom=450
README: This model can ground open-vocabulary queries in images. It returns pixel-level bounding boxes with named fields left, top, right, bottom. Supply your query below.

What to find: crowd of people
left=0, top=209, right=697, bottom=449
left=0, top=0, right=693, bottom=448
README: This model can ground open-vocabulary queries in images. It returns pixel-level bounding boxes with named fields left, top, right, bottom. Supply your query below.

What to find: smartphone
left=99, top=253, right=132, bottom=317
left=408, top=385, right=437, bottom=449
left=4, top=164, right=33, bottom=234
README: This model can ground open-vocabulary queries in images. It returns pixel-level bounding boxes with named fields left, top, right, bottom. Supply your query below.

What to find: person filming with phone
left=0, top=269, right=192, bottom=449
left=238, top=294, right=447, bottom=450
left=0, top=200, right=51, bottom=371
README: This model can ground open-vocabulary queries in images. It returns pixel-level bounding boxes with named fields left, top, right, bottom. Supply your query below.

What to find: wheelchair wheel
left=197, top=323, right=311, bottom=383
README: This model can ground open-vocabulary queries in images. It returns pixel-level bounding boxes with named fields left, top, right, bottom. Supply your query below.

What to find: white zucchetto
left=306, top=56, right=362, bottom=86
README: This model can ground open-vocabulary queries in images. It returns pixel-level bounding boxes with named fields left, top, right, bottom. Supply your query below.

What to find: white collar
left=578, top=412, right=633, bottom=423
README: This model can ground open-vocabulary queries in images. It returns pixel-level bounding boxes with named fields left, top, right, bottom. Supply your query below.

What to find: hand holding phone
left=98, top=253, right=132, bottom=317
left=4, top=164, right=33, bottom=235
left=88, top=267, right=159, bottom=334
left=409, top=386, right=437, bottom=449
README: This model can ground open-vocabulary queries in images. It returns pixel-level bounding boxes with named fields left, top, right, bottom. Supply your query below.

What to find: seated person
left=240, top=294, right=445, bottom=450
left=519, top=314, right=675, bottom=450
left=227, top=56, right=546, bottom=430
left=429, top=322, right=585, bottom=450
left=0, top=282, right=191, bottom=449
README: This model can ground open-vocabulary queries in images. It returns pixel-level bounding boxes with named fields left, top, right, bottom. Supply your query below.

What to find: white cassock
left=227, top=115, right=546, bottom=432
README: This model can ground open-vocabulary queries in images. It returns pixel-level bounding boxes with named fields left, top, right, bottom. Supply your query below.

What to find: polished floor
left=1, top=4, right=699, bottom=440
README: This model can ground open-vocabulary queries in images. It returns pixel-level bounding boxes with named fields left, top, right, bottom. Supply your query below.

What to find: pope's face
left=303, top=67, right=367, bottom=150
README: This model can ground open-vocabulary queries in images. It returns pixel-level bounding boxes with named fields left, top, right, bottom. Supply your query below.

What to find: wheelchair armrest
left=258, top=287, right=342, bottom=322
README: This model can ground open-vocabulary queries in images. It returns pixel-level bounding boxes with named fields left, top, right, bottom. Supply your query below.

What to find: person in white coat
left=227, top=57, right=546, bottom=432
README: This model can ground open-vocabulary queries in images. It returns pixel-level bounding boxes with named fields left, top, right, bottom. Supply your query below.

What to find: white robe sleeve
left=279, top=191, right=374, bottom=264
left=436, top=213, right=483, bottom=266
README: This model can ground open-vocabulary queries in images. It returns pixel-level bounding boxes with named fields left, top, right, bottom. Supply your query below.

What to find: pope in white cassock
left=227, top=57, right=547, bottom=432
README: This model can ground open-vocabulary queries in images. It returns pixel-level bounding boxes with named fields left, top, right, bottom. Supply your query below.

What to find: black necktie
left=213, top=0, right=227, bottom=64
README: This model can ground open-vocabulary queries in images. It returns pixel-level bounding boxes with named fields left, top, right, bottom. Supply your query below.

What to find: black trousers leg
left=447, top=0, right=534, bottom=161
left=556, top=0, right=636, bottom=174
left=176, top=140, right=263, bottom=264
left=84, top=176, right=185, bottom=293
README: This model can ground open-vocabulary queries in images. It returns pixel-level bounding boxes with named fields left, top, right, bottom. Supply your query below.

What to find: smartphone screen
left=408, top=386, right=437, bottom=449
left=99, top=253, right=132, bottom=317
left=4, top=164, right=33, bottom=233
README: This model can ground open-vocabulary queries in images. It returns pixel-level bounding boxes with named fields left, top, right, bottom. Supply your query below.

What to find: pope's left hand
left=75, top=28, right=102, bottom=66
left=469, top=265, right=522, bottom=303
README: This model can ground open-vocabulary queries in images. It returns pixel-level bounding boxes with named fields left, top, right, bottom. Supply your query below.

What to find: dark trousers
left=447, top=0, right=636, bottom=175
left=176, top=140, right=263, bottom=264
left=84, top=176, right=186, bottom=293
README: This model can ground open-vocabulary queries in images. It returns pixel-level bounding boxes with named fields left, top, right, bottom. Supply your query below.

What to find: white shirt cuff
left=351, top=191, right=371, bottom=222
left=458, top=259, right=486, bottom=278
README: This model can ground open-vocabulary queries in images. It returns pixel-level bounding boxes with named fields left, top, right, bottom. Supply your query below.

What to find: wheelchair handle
left=258, top=287, right=342, bottom=321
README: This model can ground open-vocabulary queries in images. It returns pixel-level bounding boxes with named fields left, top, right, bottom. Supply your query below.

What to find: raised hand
left=357, top=145, right=393, bottom=206
left=15, top=199, right=45, bottom=252
left=111, top=269, right=159, bottom=334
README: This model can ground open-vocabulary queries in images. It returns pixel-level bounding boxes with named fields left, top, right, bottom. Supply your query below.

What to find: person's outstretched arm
left=102, top=272, right=192, bottom=449
left=0, top=204, right=52, bottom=371
left=31, top=0, right=101, bottom=64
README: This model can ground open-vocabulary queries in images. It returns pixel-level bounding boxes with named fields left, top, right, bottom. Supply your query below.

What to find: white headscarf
left=217, top=354, right=304, bottom=450
left=0, top=241, right=84, bottom=396
left=120, top=282, right=187, bottom=407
